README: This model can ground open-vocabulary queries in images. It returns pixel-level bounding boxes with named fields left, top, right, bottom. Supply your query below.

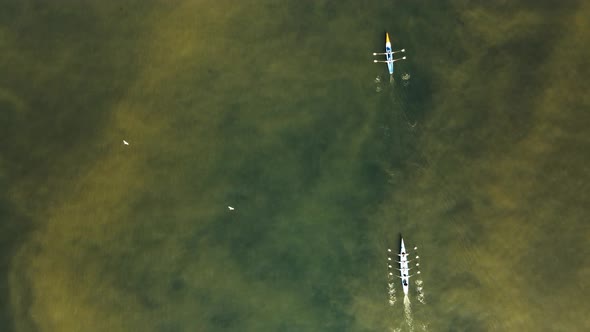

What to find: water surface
left=1, top=1, right=589, bottom=331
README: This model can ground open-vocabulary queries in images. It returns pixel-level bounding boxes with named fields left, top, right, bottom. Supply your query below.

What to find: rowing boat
left=373, top=33, right=406, bottom=77
left=399, top=237, right=410, bottom=295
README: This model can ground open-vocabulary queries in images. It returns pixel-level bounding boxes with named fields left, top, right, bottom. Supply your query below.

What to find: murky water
left=1, top=1, right=589, bottom=331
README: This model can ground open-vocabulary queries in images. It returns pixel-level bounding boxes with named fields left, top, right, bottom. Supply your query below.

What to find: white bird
left=123, top=140, right=129, bottom=146
left=228, top=206, right=235, bottom=211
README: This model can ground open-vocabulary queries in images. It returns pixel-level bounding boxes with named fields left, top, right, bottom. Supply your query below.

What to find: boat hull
left=386, top=33, right=394, bottom=75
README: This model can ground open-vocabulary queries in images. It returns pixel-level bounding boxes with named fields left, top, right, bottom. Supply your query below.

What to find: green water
left=1, top=1, right=589, bottom=331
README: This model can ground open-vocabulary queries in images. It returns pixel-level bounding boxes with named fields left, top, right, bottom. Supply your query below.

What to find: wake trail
left=404, top=295, right=414, bottom=332
left=389, top=73, right=416, bottom=128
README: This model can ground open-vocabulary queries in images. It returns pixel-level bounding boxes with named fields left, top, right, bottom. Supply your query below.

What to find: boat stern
left=387, top=63, right=394, bottom=75
left=402, top=283, right=409, bottom=295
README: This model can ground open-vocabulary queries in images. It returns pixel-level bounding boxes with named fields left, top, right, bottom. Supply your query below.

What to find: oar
left=373, top=57, right=407, bottom=63
left=372, top=49, right=405, bottom=56
left=396, top=272, right=420, bottom=279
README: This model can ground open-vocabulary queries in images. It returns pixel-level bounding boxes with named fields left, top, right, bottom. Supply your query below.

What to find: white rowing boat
left=399, top=237, right=410, bottom=295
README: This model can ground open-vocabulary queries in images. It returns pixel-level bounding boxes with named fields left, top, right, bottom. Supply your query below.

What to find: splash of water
left=375, top=75, right=383, bottom=92
left=401, top=72, right=411, bottom=87
left=386, top=249, right=397, bottom=307
left=415, top=279, right=426, bottom=304
left=388, top=281, right=397, bottom=306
